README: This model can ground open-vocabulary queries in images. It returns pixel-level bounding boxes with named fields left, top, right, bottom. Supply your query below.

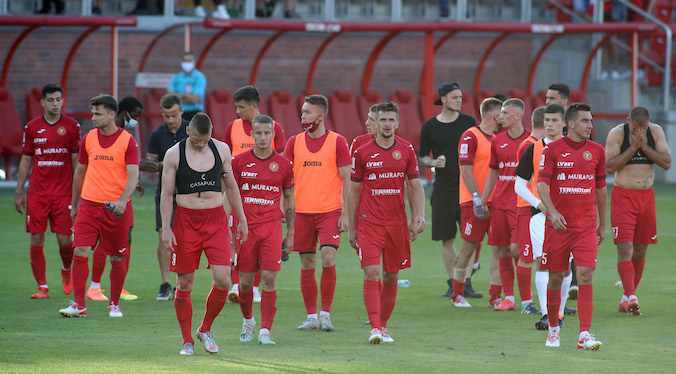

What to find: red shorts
left=235, top=222, right=282, bottom=273
left=488, top=208, right=517, bottom=247
left=357, top=220, right=410, bottom=273
left=459, top=205, right=490, bottom=242
left=26, top=194, right=72, bottom=235
left=544, top=226, right=598, bottom=272
left=294, top=209, right=341, bottom=252
left=611, top=185, right=657, bottom=245
left=170, top=206, right=230, bottom=274
left=517, top=214, right=535, bottom=262
left=229, top=213, right=238, bottom=234
left=73, top=199, right=133, bottom=257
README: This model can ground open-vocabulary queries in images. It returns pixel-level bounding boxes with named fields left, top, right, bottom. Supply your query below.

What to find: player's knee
left=30, top=233, right=45, bottom=246
left=576, top=268, right=594, bottom=285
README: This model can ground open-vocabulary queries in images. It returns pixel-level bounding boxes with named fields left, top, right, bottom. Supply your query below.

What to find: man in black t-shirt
left=418, top=82, right=479, bottom=298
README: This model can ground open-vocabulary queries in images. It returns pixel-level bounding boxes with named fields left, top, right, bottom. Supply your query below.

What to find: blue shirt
left=168, top=69, right=207, bottom=112
left=148, top=119, right=189, bottom=189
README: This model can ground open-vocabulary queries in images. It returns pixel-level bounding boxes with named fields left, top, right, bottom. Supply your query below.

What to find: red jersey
left=351, top=139, right=419, bottom=225
left=351, top=134, right=411, bottom=156
left=22, top=115, right=81, bottom=196
left=232, top=150, right=294, bottom=227
left=538, top=137, right=606, bottom=228
left=224, top=118, right=286, bottom=155
left=489, top=128, right=531, bottom=210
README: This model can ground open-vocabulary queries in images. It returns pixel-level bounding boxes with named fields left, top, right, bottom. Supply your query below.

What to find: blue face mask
left=125, top=113, right=139, bottom=129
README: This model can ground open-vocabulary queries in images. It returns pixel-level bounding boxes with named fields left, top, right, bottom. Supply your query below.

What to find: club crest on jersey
left=269, top=162, right=279, bottom=172
left=57, top=126, right=67, bottom=136
left=582, top=151, right=592, bottom=161
left=392, top=150, right=402, bottom=160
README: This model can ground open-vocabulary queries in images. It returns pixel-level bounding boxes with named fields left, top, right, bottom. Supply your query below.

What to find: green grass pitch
left=0, top=184, right=674, bottom=373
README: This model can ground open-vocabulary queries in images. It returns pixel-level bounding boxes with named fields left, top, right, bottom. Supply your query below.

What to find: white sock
left=549, top=325, right=560, bottom=334
left=620, top=294, right=629, bottom=302
left=308, top=313, right=318, bottom=320
left=579, top=330, right=590, bottom=340
left=259, top=328, right=270, bottom=335
left=61, top=265, right=71, bottom=271
left=39, top=284, right=48, bottom=288
left=535, top=271, right=548, bottom=315
left=90, top=281, right=101, bottom=289
left=244, top=317, right=255, bottom=324
left=505, top=295, right=515, bottom=303
left=319, top=310, right=330, bottom=318
left=521, top=300, right=532, bottom=306
left=559, top=273, right=572, bottom=315
left=628, top=295, right=637, bottom=301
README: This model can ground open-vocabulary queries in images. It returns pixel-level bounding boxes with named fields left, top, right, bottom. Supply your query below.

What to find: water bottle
left=397, top=279, right=410, bottom=288
left=281, top=243, right=289, bottom=262
left=105, top=201, right=116, bottom=213
left=472, top=192, right=484, bottom=219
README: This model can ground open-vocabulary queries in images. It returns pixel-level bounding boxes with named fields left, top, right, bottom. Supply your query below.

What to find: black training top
left=176, top=139, right=222, bottom=195
left=620, top=123, right=655, bottom=165
left=148, top=119, right=189, bottom=190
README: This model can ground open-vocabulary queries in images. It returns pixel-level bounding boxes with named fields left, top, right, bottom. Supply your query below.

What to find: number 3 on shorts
left=523, top=244, right=530, bottom=257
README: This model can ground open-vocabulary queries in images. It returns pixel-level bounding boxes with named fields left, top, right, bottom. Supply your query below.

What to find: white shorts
left=529, top=212, right=545, bottom=259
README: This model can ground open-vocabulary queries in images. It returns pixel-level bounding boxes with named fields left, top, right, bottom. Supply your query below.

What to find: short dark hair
left=118, top=96, right=143, bottom=116
left=304, top=94, right=329, bottom=115
left=503, top=98, right=525, bottom=112
left=493, top=94, right=508, bottom=102
left=544, top=103, right=565, bottom=118
left=531, top=106, right=546, bottom=129
left=252, top=114, right=274, bottom=130
left=233, top=85, right=261, bottom=105
left=189, top=112, right=212, bottom=135
left=376, top=101, right=399, bottom=119
left=548, top=83, right=570, bottom=100
left=369, top=104, right=379, bottom=113
left=182, top=51, right=195, bottom=59
left=564, top=103, right=591, bottom=124
left=480, top=97, right=503, bottom=118
left=42, top=84, right=63, bottom=99
left=160, top=94, right=182, bottom=110
left=91, top=94, right=117, bottom=113
left=629, top=106, right=650, bottom=125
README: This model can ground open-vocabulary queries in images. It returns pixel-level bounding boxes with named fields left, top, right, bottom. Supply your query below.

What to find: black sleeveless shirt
left=620, top=123, right=655, bottom=165
left=176, top=139, right=223, bottom=194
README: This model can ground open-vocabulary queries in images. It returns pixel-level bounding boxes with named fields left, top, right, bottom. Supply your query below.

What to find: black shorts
left=155, top=190, right=177, bottom=231
left=430, top=181, right=461, bottom=241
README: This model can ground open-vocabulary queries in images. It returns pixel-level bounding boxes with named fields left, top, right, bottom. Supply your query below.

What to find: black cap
left=434, top=82, right=461, bottom=105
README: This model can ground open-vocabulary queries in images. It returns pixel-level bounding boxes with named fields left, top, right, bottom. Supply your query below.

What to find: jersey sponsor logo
left=37, top=129, right=46, bottom=134
left=370, top=153, right=380, bottom=159
left=36, top=147, right=69, bottom=155
left=557, top=173, right=566, bottom=181
left=558, top=186, right=591, bottom=194
left=561, top=153, right=571, bottom=157
left=240, top=143, right=254, bottom=149
left=190, top=180, right=216, bottom=189
left=246, top=162, right=256, bottom=168
left=250, top=184, right=280, bottom=192
left=303, top=161, right=322, bottom=167
left=371, top=188, right=401, bottom=196
left=37, top=160, right=65, bottom=167
left=583, top=151, right=593, bottom=161
left=243, top=196, right=274, bottom=205
left=332, top=234, right=340, bottom=239
left=498, top=175, right=517, bottom=181
left=201, top=173, right=206, bottom=180
left=241, top=183, right=250, bottom=190
left=367, top=173, right=377, bottom=180
left=498, top=161, right=518, bottom=169
left=378, top=171, right=405, bottom=179
left=557, top=161, right=574, bottom=168
left=566, top=173, right=594, bottom=180
left=94, top=154, right=114, bottom=161
left=366, top=161, right=384, bottom=168
left=500, top=143, right=508, bottom=148
left=460, top=144, right=468, bottom=155
left=392, top=150, right=402, bottom=160
left=34, top=138, right=48, bottom=144
left=57, top=126, right=67, bottom=136
left=269, top=162, right=279, bottom=172
left=539, top=154, right=545, bottom=168
left=241, top=171, right=258, bottom=178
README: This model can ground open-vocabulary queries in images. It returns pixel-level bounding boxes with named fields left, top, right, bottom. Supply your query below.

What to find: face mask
left=302, top=115, right=321, bottom=133
left=181, top=62, right=195, bottom=73
left=125, top=113, right=139, bottom=129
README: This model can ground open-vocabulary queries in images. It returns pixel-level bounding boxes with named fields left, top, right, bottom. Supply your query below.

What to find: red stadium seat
left=25, top=87, right=43, bottom=122
left=0, top=88, right=24, bottom=179
left=268, top=90, right=301, bottom=138
left=206, top=89, right=236, bottom=142
left=328, top=89, right=362, bottom=145
left=142, top=88, right=167, bottom=153
left=389, top=89, right=422, bottom=151
left=357, top=89, right=383, bottom=119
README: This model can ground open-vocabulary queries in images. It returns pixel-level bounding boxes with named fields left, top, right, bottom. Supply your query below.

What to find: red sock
left=516, top=265, right=532, bottom=301
left=231, top=266, right=240, bottom=284
left=91, top=243, right=106, bottom=284
left=300, top=268, right=317, bottom=314
left=499, top=257, right=515, bottom=297
left=363, top=280, right=380, bottom=329
left=29, top=245, right=46, bottom=286
left=254, top=270, right=261, bottom=287
left=73, top=256, right=89, bottom=307
left=617, top=261, right=635, bottom=297
left=489, top=284, right=502, bottom=299
left=174, top=289, right=194, bottom=345
left=380, top=281, right=398, bottom=327
left=632, top=258, right=645, bottom=290
left=452, top=279, right=465, bottom=297
left=260, top=290, right=277, bottom=330
left=474, top=242, right=481, bottom=264
left=200, top=284, right=228, bottom=332
left=239, top=287, right=254, bottom=319
left=320, top=265, right=336, bottom=313
left=578, top=284, right=593, bottom=332
left=59, top=243, right=73, bottom=270
left=109, top=260, right=128, bottom=305
left=547, top=286, right=561, bottom=327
